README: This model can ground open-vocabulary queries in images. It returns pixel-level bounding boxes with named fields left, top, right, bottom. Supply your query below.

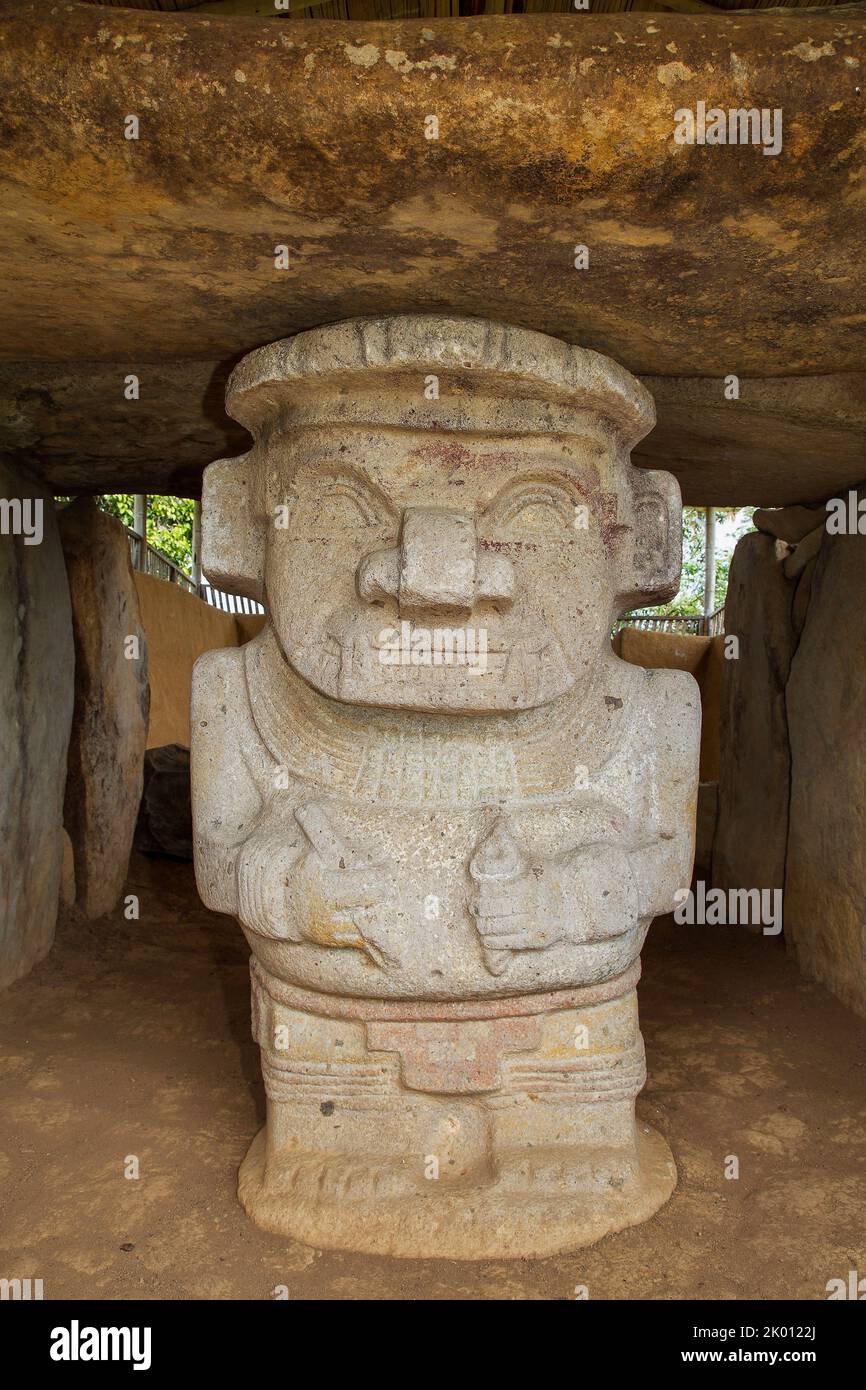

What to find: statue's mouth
left=302, top=613, right=576, bottom=712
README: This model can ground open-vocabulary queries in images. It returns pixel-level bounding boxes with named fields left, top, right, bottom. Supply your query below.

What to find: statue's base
left=239, top=1121, right=675, bottom=1259
left=236, top=962, right=676, bottom=1259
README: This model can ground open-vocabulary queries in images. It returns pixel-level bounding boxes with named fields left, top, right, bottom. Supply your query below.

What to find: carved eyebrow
left=293, top=465, right=398, bottom=525
left=482, top=477, right=580, bottom=527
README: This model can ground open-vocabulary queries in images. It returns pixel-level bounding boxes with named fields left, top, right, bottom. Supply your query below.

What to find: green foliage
left=96, top=494, right=195, bottom=573
left=651, top=506, right=755, bottom=617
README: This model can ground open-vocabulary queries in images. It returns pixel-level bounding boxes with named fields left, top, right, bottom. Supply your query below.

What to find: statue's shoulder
left=641, top=664, right=702, bottom=755
left=643, top=661, right=701, bottom=702
left=193, top=642, right=245, bottom=688
left=610, top=649, right=698, bottom=703
left=606, top=655, right=700, bottom=742
left=191, top=643, right=250, bottom=725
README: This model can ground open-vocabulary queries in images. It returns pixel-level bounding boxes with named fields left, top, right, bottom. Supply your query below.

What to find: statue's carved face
left=262, top=427, right=633, bottom=714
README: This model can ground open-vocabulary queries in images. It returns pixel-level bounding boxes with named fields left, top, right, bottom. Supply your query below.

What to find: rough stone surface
left=0, top=462, right=74, bottom=989
left=791, top=555, right=818, bottom=638
left=694, top=782, right=719, bottom=876
left=135, top=745, right=193, bottom=862
left=785, top=530, right=866, bottom=1018
left=783, top=522, right=825, bottom=579
left=615, top=627, right=722, bottom=781
left=0, top=6, right=865, bottom=505
left=191, top=316, right=700, bottom=1256
left=1, top=7, right=862, bottom=375
left=59, top=829, right=75, bottom=914
left=712, top=533, right=795, bottom=907
left=753, top=503, right=828, bottom=545
left=637, top=375, right=866, bottom=508
left=60, top=500, right=150, bottom=921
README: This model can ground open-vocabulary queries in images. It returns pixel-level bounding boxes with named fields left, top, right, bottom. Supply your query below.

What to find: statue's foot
left=238, top=1122, right=676, bottom=1260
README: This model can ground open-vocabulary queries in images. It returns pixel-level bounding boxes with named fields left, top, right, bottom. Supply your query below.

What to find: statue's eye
left=291, top=480, right=383, bottom=536
left=491, top=485, right=576, bottom=539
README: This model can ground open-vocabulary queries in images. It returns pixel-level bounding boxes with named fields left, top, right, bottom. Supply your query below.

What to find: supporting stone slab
left=785, top=524, right=866, bottom=1018
left=60, top=499, right=150, bottom=920
left=712, top=532, right=796, bottom=909
left=0, top=461, right=74, bottom=989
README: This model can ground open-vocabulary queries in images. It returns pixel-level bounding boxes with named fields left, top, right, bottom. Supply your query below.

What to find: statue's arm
left=191, top=647, right=304, bottom=922
left=470, top=667, right=700, bottom=959
left=624, top=667, right=701, bottom=919
left=191, top=651, right=388, bottom=949
left=546, top=667, right=700, bottom=929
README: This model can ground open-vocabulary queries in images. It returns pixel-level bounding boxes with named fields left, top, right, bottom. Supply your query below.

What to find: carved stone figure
left=191, top=317, right=699, bottom=1258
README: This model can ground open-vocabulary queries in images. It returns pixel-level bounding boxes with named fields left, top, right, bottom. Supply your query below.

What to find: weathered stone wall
left=0, top=462, right=74, bottom=988
left=712, top=533, right=796, bottom=908
left=785, top=528, right=866, bottom=1017
left=60, top=500, right=149, bottom=920
left=713, top=506, right=866, bottom=1017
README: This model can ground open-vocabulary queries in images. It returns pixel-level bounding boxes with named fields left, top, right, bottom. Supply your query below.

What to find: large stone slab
left=0, top=461, right=74, bottom=989
left=60, top=500, right=150, bottom=920
left=1, top=6, right=862, bottom=375
left=0, top=5, right=865, bottom=505
left=712, top=532, right=795, bottom=907
left=785, top=527, right=866, bottom=1017
left=637, top=373, right=866, bottom=507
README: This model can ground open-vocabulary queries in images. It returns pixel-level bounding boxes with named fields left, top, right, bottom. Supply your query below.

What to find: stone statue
left=191, top=317, right=699, bottom=1257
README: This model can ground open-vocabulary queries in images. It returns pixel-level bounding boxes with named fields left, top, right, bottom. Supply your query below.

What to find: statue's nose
left=357, top=508, right=514, bottom=616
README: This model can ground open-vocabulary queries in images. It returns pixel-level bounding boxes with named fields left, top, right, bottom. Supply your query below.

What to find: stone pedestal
left=192, top=316, right=699, bottom=1257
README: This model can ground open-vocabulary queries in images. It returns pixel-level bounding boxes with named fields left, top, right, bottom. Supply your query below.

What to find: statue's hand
left=236, top=826, right=307, bottom=940
left=468, top=816, right=567, bottom=975
left=561, top=843, right=640, bottom=943
left=468, top=819, right=640, bottom=974
left=291, top=802, right=397, bottom=967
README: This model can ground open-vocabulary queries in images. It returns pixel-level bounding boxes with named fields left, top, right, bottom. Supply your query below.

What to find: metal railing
left=614, top=606, right=725, bottom=637
left=199, top=583, right=263, bottom=616
left=126, top=527, right=197, bottom=594
left=125, top=527, right=264, bottom=614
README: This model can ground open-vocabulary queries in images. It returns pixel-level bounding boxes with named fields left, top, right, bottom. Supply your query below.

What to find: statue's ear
left=617, top=467, right=682, bottom=610
left=201, top=452, right=265, bottom=604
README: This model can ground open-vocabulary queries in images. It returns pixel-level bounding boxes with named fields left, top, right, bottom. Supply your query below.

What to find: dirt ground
left=1, top=852, right=865, bottom=1301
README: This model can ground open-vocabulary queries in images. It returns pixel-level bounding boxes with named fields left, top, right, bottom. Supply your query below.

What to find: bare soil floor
left=1, top=853, right=865, bottom=1301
